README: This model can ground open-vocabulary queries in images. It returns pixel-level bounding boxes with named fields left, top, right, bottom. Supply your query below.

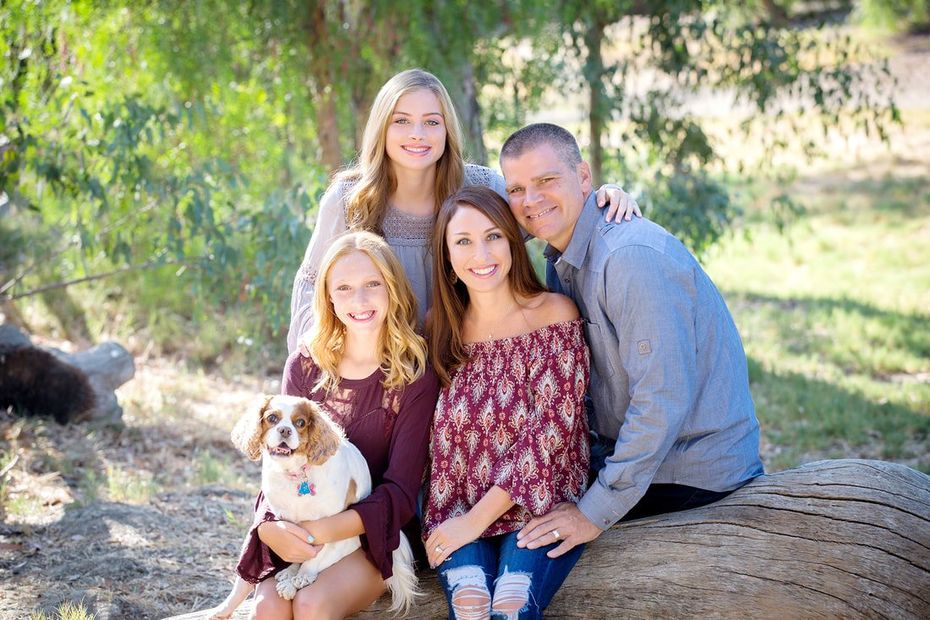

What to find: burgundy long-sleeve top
left=422, top=319, right=591, bottom=540
left=236, top=351, right=439, bottom=583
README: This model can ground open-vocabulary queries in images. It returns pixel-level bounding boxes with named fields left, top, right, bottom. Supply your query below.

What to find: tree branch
left=2, top=258, right=190, bottom=301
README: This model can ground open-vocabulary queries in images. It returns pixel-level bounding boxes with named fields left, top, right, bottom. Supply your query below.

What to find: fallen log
left=171, top=459, right=930, bottom=619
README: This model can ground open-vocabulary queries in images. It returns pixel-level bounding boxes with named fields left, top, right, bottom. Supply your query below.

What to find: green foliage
left=497, top=2, right=898, bottom=253
left=0, top=1, right=901, bottom=364
left=858, top=0, right=930, bottom=33
left=1, top=1, right=318, bottom=350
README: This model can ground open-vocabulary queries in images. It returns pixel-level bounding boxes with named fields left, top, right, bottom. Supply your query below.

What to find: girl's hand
left=596, top=184, right=641, bottom=223
left=425, top=514, right=484, bottom=568
left=257, top=520, right=322, bottom=563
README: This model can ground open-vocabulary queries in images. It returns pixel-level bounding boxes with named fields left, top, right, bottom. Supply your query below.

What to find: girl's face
left=445, top=205, right=512, bottom=294
left=327, top=250, right=389, bottom=338
left=385, top=89, right=447, bottom=172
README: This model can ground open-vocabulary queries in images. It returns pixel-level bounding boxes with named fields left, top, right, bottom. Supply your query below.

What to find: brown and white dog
left=210, top=394, right=418, bottom=618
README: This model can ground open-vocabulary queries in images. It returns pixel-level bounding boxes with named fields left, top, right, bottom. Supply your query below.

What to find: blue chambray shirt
left=546, top=193, right=764, bottom=530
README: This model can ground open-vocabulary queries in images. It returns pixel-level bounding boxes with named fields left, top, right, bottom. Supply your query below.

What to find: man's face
left=501, top=142, right=592, bottom=252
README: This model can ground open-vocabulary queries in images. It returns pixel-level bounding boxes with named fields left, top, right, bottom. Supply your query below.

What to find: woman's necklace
left=467, top=300, right=531, bottom=342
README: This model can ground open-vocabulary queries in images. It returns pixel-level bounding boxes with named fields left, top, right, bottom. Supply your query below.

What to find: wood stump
left=171, top=459, right=930, bottom=619
left=0, top=323, right=134, bottom=424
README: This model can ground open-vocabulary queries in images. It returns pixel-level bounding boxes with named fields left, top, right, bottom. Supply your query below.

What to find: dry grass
left=0, top=354, right=278, bottom=619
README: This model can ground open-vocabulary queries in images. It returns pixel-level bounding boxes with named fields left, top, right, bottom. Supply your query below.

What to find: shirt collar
left=545, top=191, right=600, bottom=269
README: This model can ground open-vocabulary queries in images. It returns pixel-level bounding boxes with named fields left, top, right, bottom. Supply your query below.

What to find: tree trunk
left=313, top=90, right=345, bottom=175
left=584, top=21, right=607, bottom=183
left=173, top=459, right=930, bottom=620
left=458, top=61, right=488, bottom=167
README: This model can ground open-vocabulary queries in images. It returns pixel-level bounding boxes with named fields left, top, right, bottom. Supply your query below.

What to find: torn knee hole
left=444, top=565, right=491, bottom=620
left=491, top=570, right=531, bottom=615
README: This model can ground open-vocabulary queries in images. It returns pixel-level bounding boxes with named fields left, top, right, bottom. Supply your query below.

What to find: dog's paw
left=291, top=570, right=318, bottom=590
left=276, top=578, right=298, bottom=601
left=275, top=563, right=299, bottom=583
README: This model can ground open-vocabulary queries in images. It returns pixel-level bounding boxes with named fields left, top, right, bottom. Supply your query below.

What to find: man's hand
left=517, top=503, right=603, bottom=558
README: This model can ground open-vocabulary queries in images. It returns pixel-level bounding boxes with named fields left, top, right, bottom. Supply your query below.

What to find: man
left=500, top=123, right=764, bottom=558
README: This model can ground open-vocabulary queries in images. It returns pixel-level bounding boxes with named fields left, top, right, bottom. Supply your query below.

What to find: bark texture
left=172, top=460, right=930, bottom=619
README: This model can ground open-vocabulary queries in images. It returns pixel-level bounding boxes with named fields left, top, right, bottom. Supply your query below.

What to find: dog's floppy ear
left=300, top=400, right=342, bottom=466
left=231, top=395, right=274, bottom=461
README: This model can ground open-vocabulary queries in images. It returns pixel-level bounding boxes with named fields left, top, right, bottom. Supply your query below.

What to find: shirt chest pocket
left=582, top=320, right=624, bottom=380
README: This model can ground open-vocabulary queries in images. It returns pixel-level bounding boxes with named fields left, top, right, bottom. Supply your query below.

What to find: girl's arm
left=286, top=181, right=349, bottom=355
left=300, top=369, right=440, bottom=576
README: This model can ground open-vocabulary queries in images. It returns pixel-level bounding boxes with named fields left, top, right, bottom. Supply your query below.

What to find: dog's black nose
left=279, top=427, right=291, bottom=438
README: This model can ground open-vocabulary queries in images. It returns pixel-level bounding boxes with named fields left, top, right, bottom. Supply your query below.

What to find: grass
left=105, top=464, right=158, bottom=504
left=29, top=600, right=94, bottom=620
left=704, top=170, right=930, bottom=472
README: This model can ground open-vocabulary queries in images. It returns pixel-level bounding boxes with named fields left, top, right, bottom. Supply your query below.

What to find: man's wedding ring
left=435, top=544, right=445, bottom=553
left=551, top=529, right=560, bottom=540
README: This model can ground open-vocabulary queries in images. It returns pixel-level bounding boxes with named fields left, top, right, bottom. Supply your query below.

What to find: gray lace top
left=286, top=164, right=507, bottom=354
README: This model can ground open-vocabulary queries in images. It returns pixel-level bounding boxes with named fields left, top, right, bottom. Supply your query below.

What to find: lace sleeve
left=464, top=163, right=507, bottom=200
left=286, top=182, right=349, bottom=354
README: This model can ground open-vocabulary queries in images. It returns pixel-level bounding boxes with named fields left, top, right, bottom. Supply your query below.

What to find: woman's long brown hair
left=427, top=186, right=547, bottom=387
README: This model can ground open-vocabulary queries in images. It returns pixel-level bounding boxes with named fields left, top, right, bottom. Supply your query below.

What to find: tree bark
left=355, top=459, right=930, bottom=619
left=584, top=20, right=607, bottom=183
left=458, top=61, right=488, bottom=167
left=174, top=459, right=930, bottom=620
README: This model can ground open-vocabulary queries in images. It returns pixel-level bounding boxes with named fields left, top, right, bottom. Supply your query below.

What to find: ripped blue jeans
left=437, top=531, right=585, bottom=620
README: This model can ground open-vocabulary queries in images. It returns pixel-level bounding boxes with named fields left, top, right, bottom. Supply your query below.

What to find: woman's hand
left=596, top=184, right=641, bottom=223
left=257, top=520, right=322, bottom=563
left=425, top=514, right=484, bottom=568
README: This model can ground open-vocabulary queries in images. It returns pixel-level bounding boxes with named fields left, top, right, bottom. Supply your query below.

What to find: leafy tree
left=501, top=0, right=898, bottom=254
left=1, top=1, right=311, bottom=344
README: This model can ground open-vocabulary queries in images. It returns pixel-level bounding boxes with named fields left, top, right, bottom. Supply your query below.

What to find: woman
left=287, top=68, right=638, bottom=353
left=238, top=231, right=439, bottom=619
left=423, top=186, right=591, bottom=619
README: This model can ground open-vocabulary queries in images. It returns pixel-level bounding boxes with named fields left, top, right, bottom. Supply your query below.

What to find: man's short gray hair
left=500, top=123, right=583, bottom=167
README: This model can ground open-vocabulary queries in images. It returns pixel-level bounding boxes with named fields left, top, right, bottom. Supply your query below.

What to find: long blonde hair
left=339, top=69, right=466, bottom=234
left=305, top=231, right=427, bottom=394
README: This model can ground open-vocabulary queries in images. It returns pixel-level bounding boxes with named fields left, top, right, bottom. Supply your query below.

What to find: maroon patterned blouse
left=423, top=319, right=591, bottom=540
left=235, top=352, right=439, bottom=583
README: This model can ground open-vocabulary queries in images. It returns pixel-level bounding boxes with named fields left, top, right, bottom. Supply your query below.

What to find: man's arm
left=520, top=245, right=700, bottom=555
left=578, top=245, right=700, bottom=528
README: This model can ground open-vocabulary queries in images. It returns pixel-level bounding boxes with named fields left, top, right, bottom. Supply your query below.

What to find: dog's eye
left=266, top=414, right=279, bottom=424
left=294, top=419, right=306, bottom=428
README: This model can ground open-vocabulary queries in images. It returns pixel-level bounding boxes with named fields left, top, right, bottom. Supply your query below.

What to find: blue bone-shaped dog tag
left=297, top=481, right=316, bottom=496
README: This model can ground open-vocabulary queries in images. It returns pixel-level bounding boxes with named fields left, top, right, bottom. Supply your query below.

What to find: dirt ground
left=1, top=33, right=928, bottom=620
left=0, top=356, right=267, bottom=619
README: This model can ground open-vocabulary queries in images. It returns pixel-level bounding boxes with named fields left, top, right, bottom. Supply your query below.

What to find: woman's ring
left=307, top=534, right=316, bottom=544
left=552, top=529, right=560, bottom=540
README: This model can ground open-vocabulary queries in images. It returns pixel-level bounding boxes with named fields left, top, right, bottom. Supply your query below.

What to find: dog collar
left=284, top=464, right=316, bottom=496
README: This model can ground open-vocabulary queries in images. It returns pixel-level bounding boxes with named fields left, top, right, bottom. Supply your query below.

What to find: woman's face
left=327, top=250, right=389, bottom=338
left=385, top=89, right=447, bottom=172
left=445, top=205, right=512, bottom=294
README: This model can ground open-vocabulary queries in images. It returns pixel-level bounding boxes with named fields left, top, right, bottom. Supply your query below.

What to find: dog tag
left=297, top=481, right=316, bottom=496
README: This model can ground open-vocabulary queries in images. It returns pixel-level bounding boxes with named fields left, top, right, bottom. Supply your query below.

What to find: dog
left=210, top=394, right=419, bottom=618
